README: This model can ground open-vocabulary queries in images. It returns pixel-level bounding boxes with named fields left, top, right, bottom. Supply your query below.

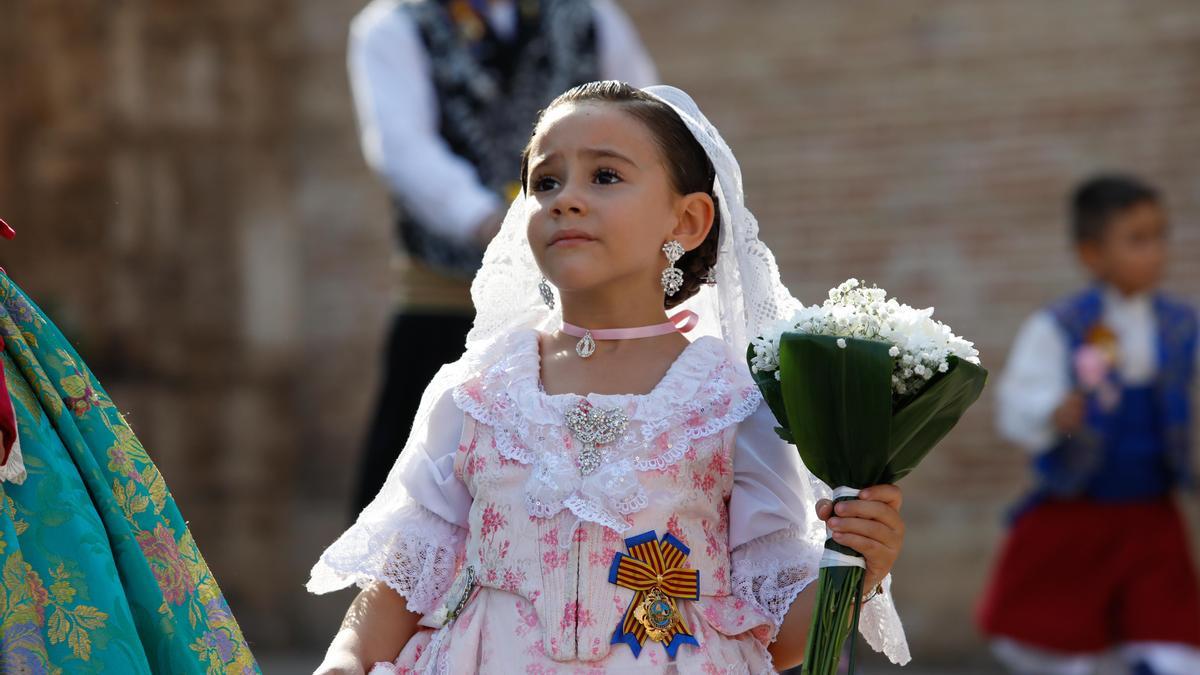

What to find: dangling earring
left=538, top=276, right=555, bottom=309
left=661, top=241, right=685, bottom=296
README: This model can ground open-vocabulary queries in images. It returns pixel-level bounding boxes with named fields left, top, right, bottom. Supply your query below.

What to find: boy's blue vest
left=1022, top=287, right=1196, bottom=511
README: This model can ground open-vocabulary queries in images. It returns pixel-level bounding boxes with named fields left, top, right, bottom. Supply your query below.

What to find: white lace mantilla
left=306, top=501, right=465, bottom=615
left=452, top=330, right=762, bottom=533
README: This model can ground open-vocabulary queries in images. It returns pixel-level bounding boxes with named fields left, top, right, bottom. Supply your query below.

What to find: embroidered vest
left=396, top=0, right=600, bottom=277
left=1031, top=287, right=1196, bottom=502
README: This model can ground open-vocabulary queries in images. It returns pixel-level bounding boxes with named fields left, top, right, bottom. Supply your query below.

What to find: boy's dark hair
left=1071, top=173, right=1160, bottom=244
left=520, top=80, right=719, bottom=309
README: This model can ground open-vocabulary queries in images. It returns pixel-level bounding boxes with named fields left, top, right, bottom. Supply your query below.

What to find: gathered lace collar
left=452, top=328, right=763, bottom=533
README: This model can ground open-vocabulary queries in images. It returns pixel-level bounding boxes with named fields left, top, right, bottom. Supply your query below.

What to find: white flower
left=750, top=278, right=982, bottom=398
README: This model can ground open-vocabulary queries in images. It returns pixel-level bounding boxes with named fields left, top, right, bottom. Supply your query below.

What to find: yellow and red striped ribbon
left=608, top=530, right=700, bottom=659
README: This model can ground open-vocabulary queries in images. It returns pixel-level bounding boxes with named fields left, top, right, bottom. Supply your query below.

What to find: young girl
left=309, top=82, right=911, bottom=673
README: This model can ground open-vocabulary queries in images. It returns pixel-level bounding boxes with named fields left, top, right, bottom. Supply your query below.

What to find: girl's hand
left=815, top=484, right=904, bottom=593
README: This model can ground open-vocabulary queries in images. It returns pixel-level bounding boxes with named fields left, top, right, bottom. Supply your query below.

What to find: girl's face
left=524, top=102, right=689, bottom=299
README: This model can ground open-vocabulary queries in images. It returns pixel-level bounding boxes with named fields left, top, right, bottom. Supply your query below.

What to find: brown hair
left=1071, top=173, right=1160, bottom=244
left=520, top=81, right=719, bottom=309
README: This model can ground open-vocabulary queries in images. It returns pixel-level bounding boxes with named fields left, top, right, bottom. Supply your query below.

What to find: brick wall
left=2, top=0, right=1198, bottom=665
left=625, top=0, right=1200, bottom=661
left=0, top=0, right=391, bottom=648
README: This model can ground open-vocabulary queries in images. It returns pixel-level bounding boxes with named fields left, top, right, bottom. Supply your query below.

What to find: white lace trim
left=451, top=329, right=762, bottom=533
left=730, top=527, right=910, bottom=664
left=307, top=502, right=465, bottom=615
left=859, top=573, right=911, bottom=665
left=730, top=528, right=820, bottom=638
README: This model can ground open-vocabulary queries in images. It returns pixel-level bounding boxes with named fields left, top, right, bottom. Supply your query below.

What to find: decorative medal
left=609, top=530, right=700, bottom=659
left=634, top=588, right=677, bottom=642
left=564, top=400, right=627, bottom=475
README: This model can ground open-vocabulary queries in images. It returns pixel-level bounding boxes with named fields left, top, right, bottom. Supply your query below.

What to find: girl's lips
left=550, top=237, right=595, bottom=247
left=549, top=230, right=597, bottom=247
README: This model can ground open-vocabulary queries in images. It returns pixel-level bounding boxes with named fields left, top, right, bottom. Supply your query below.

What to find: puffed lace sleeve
left=729, top=402, right=911, bottom=664
left=307, top=385, right=472, bottom=615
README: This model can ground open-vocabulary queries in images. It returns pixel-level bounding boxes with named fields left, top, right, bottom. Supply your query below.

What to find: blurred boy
left=978, top=174, right=1200, bottom=675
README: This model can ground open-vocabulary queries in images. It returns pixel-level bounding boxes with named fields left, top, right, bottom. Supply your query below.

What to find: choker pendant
left=561, top=310, right=700, bottom=360
left=576, top=330, right=597, bottom=358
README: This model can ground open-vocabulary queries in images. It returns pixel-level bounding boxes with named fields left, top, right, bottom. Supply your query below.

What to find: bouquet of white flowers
left=747, top=279, right=987, bottom=675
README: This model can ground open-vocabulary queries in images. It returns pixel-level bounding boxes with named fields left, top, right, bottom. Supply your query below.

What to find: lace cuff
left=729, top=528, right=910, bottom=664
left=307, top=502, right=466, bottom=615
left=729, top=527, right=819, bottom=640
left=858, top=574, right=911, bottom=665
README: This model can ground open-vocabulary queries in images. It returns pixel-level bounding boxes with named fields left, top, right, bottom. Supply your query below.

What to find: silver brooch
left=564, top=400, right=628, bottom=475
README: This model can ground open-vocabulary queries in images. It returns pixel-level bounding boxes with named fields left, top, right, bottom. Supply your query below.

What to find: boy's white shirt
left=347, top=0, right=659, bottom=245
left=995, top=287, right=1198, bottom=454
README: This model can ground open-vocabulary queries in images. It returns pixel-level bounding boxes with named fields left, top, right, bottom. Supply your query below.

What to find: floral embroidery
left=137, top=524, right=191, bottom=606
left=480, top=504, right=507, bottom=538
left=0, top=276, right=259, bottom=672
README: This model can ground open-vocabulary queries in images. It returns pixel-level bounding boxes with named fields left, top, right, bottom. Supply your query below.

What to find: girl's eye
left=594, top=169, right=621, bottom=185
left=532, top=176, right=560, bottom=192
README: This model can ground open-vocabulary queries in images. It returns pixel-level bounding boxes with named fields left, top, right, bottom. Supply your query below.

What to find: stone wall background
left=2, top=1, right=1198, bottom=669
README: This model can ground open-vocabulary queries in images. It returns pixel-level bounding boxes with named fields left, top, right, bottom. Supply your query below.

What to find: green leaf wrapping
left=747, top=332, right=988, bottom=675
left=750, top=334, right=989, bottom=488
left=883, top=356, right=988, bottom=483
left=776, top=334, right=893, bottom=489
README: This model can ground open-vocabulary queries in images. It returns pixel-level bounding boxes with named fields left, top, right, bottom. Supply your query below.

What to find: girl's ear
left=671, top=192, right=714, bottom=251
